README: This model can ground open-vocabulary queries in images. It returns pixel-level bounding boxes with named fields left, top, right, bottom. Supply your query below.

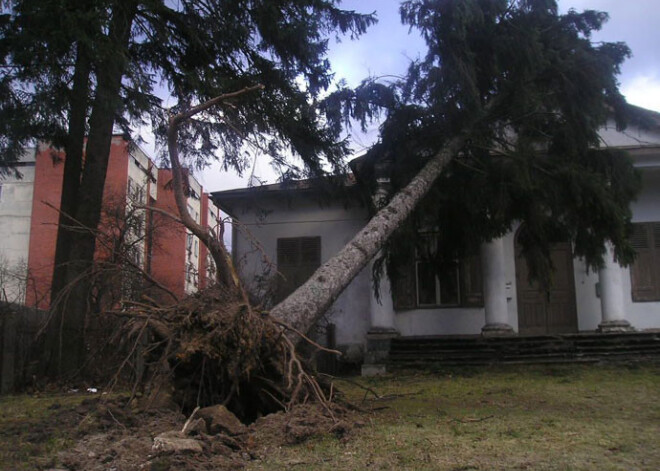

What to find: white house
left=211, top=111, right=660, bottom=366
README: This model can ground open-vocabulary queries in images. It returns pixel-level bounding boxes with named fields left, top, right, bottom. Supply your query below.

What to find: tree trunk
left=269, top=130, right=471, bottom=336
left=45, top=2, right=138, bottom=378
left=50, top=45, right=90, bottom=304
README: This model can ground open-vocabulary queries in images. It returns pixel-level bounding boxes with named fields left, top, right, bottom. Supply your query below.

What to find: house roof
left=210, top=174, right=361, bottom=215
left=625, top=104, right=660, bottom=129
left=212, top=105, right=660, bottom=214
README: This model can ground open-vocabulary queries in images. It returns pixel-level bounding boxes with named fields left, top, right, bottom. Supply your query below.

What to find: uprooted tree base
left=118, top=285, right=335, bottom=423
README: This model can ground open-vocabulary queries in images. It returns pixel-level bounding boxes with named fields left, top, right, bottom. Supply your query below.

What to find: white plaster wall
left=502, top=231, right=519, bottom=331
left=572, top=258, right=602, bottom=331
left=395, top=308, right=485, bottom=336
left=0, top=149, right=36, bottom=303
left=230, top=193, right=371, bottom=349
left=599, top=120, right=660, bottom=148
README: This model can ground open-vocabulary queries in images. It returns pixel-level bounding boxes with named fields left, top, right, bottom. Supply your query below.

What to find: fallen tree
left=120, top=1, right=639, bottom=421
left=115, top=86, right=342, bottom=418
left=274, top=0, right=640, bottom=336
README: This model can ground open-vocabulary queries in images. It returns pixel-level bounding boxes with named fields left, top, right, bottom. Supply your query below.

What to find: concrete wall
left=125, top=143, right=158, bottom=272
left=198, top=193, right=220, bottom=289
left=184, top=176, right=203, bottom=294
left=0, top=149, right=36, bottom=304
left=229, top=191, right=372, bottom=356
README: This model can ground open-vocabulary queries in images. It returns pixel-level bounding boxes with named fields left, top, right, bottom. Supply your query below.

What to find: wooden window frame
left=275, top=236, right=321, bottom=303
left=392, top=233, right=483, bottom=310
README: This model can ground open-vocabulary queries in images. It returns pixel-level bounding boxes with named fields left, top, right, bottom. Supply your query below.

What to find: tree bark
left=45, top=1, right=138, bottom=377
left=269, top=129, right=471, bottom=336
left=50, top=44, right=91, bottom=304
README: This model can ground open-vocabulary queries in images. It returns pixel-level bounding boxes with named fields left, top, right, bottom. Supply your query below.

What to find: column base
left=481, top=323, right=515, bottom=337
left=597, top=319, right=635, bottom=333
left=362, top=328, right=399, bottom=376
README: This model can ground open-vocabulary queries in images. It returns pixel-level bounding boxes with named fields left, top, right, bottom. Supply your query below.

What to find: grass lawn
left=0, top=363, right=658, bottom=470
left=248, top=363, right=660, bottom=471
left=0, top=393, right=85, bottom=470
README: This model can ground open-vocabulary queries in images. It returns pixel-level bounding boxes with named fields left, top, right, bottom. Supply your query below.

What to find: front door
left=515, top=241, right=578, bottom=335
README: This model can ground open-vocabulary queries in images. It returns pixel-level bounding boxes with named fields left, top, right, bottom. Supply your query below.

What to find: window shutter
left=276, top=237, right=321, bottom=303
left=630, top=223, right=657, bottom=302
left=461, top=255, right=484, bottom=307
left=392, top=255, right=416, bottom=310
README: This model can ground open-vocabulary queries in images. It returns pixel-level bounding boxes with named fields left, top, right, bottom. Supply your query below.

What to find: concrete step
left=387, top=332, right=660, bottom=366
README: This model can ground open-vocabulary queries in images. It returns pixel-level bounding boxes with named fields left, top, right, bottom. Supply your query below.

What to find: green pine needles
left=346, top=0, right=643, bottom=288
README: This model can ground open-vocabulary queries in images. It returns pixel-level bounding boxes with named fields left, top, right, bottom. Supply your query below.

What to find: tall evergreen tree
left=0, top=0, right=375, bottom=376
left=370, top=0, right=642, bottom=287
left=272, top=0, right=643, bottom=336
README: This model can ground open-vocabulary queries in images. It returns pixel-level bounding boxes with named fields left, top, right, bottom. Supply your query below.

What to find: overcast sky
left=198, top=0, right=660, bottom=192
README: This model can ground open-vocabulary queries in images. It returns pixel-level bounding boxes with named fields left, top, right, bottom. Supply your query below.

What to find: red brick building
left=151, top=168, right=219, bottom=300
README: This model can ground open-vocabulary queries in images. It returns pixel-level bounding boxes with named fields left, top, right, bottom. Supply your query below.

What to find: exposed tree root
left=113, top=285, right=338, bottom=423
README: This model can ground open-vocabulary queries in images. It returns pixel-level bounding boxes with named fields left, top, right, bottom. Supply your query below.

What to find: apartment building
left=0, top=136, right=220, bottom=308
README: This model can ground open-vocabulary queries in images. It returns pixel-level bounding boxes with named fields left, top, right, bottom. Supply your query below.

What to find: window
left=186, top=263, right=195, bottom=283
left=127, top=177, right=145, bottom=203
left=630, top=222, right=660, bottom=301
left=133, top=213, right=144, bottom=234
left=416, top=259, right=460, bottom=306
left=194, top=239, right=198, bottom=257
left=186, top=204, right=198, bottom=222
left=276, top=237, right=321, bottom=303
left=392, top=234, right=483, bottom=309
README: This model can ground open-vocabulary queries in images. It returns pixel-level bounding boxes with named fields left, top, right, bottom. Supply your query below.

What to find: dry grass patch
left=246, top=363, right=660, bottom=471
left=0, top=393, right=89, bottom=470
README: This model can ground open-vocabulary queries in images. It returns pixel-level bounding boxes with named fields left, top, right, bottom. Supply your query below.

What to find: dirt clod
left=152, top=431, right=204, bottom=454
left=197, top=404, right=247, bottom=436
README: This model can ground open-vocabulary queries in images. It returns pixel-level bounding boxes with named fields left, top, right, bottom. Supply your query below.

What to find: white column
left=362, top=259, right=398, bottom=376
left=598, top=244, right=634, bottom=332
left=480, top=238, right=514, bottom=336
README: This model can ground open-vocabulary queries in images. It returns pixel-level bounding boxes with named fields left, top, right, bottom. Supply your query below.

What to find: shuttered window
left=630, top=222, right=660, bottom=302
left=392, top=235, right=483, bottom=309
left=276, top=237, right=321, bottom=303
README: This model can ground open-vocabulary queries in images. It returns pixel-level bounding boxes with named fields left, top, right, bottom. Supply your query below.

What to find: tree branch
left=166, top=84, right=263, bottom=288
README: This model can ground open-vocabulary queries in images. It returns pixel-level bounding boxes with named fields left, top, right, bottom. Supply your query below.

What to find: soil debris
left=53, top=397, right=360, bottom=471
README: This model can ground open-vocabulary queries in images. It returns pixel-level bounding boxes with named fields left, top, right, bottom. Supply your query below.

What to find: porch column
left=481, top=238, right=514, bottom=336
left=598, top=244, right=634, bottom=332
left=362, top=259, right=399, bottom=376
